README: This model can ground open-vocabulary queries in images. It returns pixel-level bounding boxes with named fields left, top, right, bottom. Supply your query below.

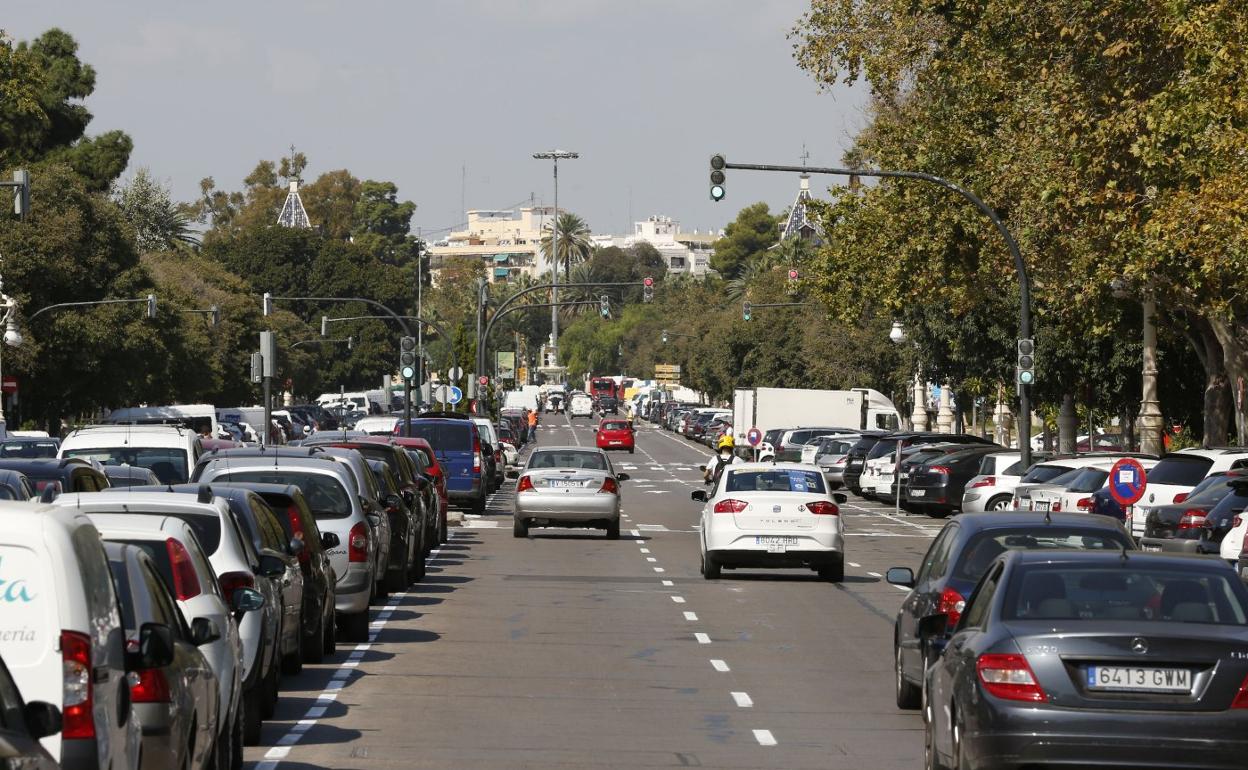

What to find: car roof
left=532, top=445, right=606, bottom=453
left=59, top=490, right=229, bottom=516
left=728, top=462, right=823, bottom=472
left=951, top=511, right=1130, bottom=533
left=1005, top=549, right=1227, bottom=570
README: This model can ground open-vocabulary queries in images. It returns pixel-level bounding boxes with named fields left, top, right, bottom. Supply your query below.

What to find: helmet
left=717, top=435, right=735, bottom=450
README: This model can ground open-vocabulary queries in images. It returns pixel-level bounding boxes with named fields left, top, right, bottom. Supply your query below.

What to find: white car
left=1032, top=459, right=1159, bottom=515
left=1128, top=448, right=1248, bottom=538
left=1221, top=512, right=1247, bottom=565
left=961, top=451, right=1028, bottom=512
left=353, top=416, right=399, bottom=435
left=0, top=503, right=143, bottom=770
left=570, top=395, right=595, bottom=419
left=693, top=462, right=846, bottom=581
left=59, top=424, right=200, bottom=484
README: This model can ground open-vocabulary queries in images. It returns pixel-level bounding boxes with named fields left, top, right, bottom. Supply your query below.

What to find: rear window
left=159, top=514, right=222, bottom=555
left=528, top=451, right=608, bottom=471
left=1020, top=463, right=1074, bottom=484
left=601, top=421, right=630, bottom=431
left=725, top=469, right=827, bottom=494
left=63, top=447, right=189, bottom=484
left=819, top=440, right=854, bottom=456
left=953, top=528, right=1130, bottom=580
left=866, top=439, right=899, bottom=460
left=1185, top=475, right=1234, bottom=506
left=1067, top=468, right=1109, bottom=493
left=1147, top=456, right=1214, bottom=487
left=211, top=471, right=354, bottom=519
left=1003, top=566, right=1248, bottom=625
left=0, top=442, right=58, bottom=458
left=402, top=423, right=472, bottom=452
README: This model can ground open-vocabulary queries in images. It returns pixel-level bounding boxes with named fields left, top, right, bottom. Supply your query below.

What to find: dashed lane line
left=694, top=632, right=712, bottom=644
left=754, top=729, right=777, bottom=746
left=731, top=692, right=754, bottom=708
left=683, top=612, right=698, bottom=621
left=711, top=659, right=731, bottom=672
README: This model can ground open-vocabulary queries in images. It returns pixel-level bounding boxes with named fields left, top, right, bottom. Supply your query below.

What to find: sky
left=6, top=0, right=869, bottom=238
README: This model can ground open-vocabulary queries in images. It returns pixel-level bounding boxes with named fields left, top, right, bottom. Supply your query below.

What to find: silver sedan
left=510, top=446, right=629, bottom=539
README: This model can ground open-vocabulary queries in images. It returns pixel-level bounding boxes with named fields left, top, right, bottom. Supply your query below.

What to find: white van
left=59, top=425, right=200, bottom=484
left=102, top=404, right=218, bottom=438
left=0, top=503, right=142, bottom=769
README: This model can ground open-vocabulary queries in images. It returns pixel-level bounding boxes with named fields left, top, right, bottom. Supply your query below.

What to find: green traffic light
left=711, top=184, right=725, bottom=201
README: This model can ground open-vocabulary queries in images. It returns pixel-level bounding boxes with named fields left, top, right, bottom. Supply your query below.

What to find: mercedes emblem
left=1130, top=637, right=1149, bottom=655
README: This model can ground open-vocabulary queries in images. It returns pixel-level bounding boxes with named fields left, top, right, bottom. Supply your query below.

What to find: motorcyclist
left=703, top=435, right=741, bottom=485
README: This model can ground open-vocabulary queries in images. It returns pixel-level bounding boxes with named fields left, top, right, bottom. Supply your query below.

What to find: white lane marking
left=842, top=503, right=937, bottom=531
left=683, top=611, right=698, bottom=621
left=654, top=567, right=665, bottom=573
left=753, top=729, right=777, bottom=746
left=711, top=659, right=730, bottom=672
left=732, top=692, right=754, bottom=708
left=671, top=596, right=686, bottom=604
left=646, top=557, right=658, bottom=563
left=848, top=561, right=861, bottom=568
left=637, top=524, right=670, bottom=531
left=695, top=632, right=711, bottom=644
left=868, top=571, right=882, bottom=578
left=630, top=529, right=642, bottom=537
left=563, top=412, right=584, bottom=447
left=893, top=584, right=911, bottom=592
left=661, top=580, right=674, bottom=586
left=639, top=548, right=651, bottom=553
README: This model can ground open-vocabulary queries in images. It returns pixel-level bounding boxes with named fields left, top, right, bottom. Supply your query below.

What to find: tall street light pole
left=533, top=150, right=578, bottom=370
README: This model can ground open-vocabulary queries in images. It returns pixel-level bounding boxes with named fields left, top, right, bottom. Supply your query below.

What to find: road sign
left=1109, top=457, right=1148, bottom=506
left=1, top=376, right=16, bottom=394
left=478, top=375, right=489, bottom=387
left=448, top=386, right=463, bottom=405
left=746, top=427, right=763, bottom=447
left=448, top=366, right=463, bottom=382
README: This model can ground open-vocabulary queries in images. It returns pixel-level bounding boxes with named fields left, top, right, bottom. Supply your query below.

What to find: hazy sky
left=7, top=0, right=868, bottom=238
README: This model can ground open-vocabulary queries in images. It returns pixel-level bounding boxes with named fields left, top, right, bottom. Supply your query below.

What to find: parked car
left=960, top=451, right=1030, bottom=512
left=1196, top=477, right=1248, bottom=556
left=79, top=511, right=246, bottom=769
left=0, top=458, right=110, bottom=499
left=843, top=434, right=887, bottom=494
left=104, top=542, right=221, bottom=770
left=595, top=418, right=635, bottom=454
left=102, top=465, right=162, bottom=488
left=1010, top=453, right=1156, bottom=509
left=59, top=425, right=200, bottom=484
left=510, top=447, right=629, bottom=539
left=0, top=467, right=34, bottom=499
left=368, top=459, right=425, bottom=582
left=1128, top=447, right=1248, bottom=538
left=863, top=433, right=995, bottom=501
left=193, top=451, right=377, bottom=643
left=396, top=418, right=488, bottom=515
left=353, top=416, right=399, bottom=435
left=472, top=417, right=506, bottom=492
left=772, top=427, right=858, bottom=463
left=390, top=437, right=449, bottom=546
left=693, top=463, right=846, bottom=581
left=0, top=436, right=60, bottom=458
left=0, top=652, right=62, bottom=767
left=0, top=503, right=142, bottom=770
left=1032, top=459, right=1160, bottom=515
left=885, top=512, right=1135, bottom=709
left=1140, top=473, right=1240, bottom=553
left=75, top=489, right=281, bottom=746
left=923, top=550, right=1248, bottom=770
left=808, top=434, right=862, bottom=489
left=904, top=445, right=1005, bottom=517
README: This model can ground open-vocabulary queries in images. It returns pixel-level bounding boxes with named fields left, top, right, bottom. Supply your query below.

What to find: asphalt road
left=246, top=417, right=943, bottom=769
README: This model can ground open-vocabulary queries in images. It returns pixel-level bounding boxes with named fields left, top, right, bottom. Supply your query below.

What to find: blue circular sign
left=1109, top=458, right=1147, bottom=506
left=746, top=427, right=763, bottom=447
left=448, top=385, right=463, bottom=405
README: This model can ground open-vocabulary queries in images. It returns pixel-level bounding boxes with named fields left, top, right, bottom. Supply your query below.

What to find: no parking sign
left=1109, top=457, right=1148, bottom=506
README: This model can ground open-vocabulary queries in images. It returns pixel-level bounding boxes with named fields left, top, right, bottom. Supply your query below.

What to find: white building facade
left=428, top=207, right=556, bottom=284
left=590, top=215, right=716, bottom=277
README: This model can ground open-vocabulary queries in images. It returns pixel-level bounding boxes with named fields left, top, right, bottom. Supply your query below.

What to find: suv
left=396, top=418, right=488, bottom=514
left=59, top=424, right=200, bottom=484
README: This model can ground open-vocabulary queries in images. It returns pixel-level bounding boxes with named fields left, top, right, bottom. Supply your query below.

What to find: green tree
left=113, top=169, right=200, bottom=252
left=709, top=202, right=781, bottom=279
left=540, top=212, right=593, bottom=280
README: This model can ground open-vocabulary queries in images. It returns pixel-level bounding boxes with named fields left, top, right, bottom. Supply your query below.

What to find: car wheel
left=895, top=643, right=921, bottom=710
left=373, top=579, right=388, bottom=604
left=818, top=556, right=844, bottom=582
left=385, top=559, right=408, bottom=593
left=261, top=657, right=279, bottom=719
left=629, top=447, right=634, bottom=454
left=606, top=520, right=620, bottom=540
left=925, top=506, right=951, bottom=519
left=341, top=610, right=369, bottom=643
left=513, top=518, right=528, bottom=538
left=303, top=612, right=326, bottom=664
left=471, top=494, right=487, bottom=515
left=987, top=495, right=1013, bottom=511
left=924, top=704, right=945, bottom=770
left=701, top=552, right=721, bottom=579
left=242, top=685, right=262, bottom=746
left=324, top=609, right=337, bottom=656
left=408, top=541, right=427, bottom=583
left=438, top=512, right=448, bottom=545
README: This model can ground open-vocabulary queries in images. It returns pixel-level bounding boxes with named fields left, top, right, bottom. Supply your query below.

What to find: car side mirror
left=231, top=587, right=265, bottom=613
left=23, top=701, right=62, bottom=739
left=616, top=473, right=630, bottom=482
left=258, top=554, right=286, bottom=579
left=885, top=567, right=915, bottom=588
left=288, top=537, right=305, bottom=556
left=918, top=613, right=952, bottom=646
left=506, top=469, right=519, bottom=480
left=190, top=617, right=222, bottom=646
left=128, top=622, right=175, bottom=670
left=832, top=493, right=848, bottom=505
left=320, top=532, right=340, bottom=549
left=691, top=490, right=708, bottom=503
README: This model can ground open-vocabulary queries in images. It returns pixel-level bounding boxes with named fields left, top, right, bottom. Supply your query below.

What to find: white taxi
left=692, top=462, right=846, bottom=581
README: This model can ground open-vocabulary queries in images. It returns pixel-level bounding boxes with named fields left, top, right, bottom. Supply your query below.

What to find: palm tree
left=559, top=262, right=600, bottom=318
left=539, top=212, right=593, bottom=280
left=724, top=249, right=782, bottom=301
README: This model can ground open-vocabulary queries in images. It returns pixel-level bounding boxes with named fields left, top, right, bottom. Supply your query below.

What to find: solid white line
left=731, top=691, right=754, bottom=708
left=695, top=632, right=711, bottom=644
left=848, top=561, right=861, bottom=568
left=868, top=571, right=882, bottom=578
left=684, top=611, right=698, bottom=621
left=671, top=596, right=686, bottom=603
left=630, top=529, right=642, bottom=537
left=753, top=729, right=777, bottom=746
left=661, top=580, right=674, bottom=586
left=711, top=659, right=730, bottom=672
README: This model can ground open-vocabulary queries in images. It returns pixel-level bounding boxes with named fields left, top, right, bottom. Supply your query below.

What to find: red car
left=595, top=418, right=635, bottom=454
left=386, top=436, right=450, bottom=546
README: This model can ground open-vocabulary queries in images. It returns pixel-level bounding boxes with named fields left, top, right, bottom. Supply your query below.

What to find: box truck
left=732, top=388, right=900, bottom=449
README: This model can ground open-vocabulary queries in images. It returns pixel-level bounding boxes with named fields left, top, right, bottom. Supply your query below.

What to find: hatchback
left=595, top=418, right=635, bottom=453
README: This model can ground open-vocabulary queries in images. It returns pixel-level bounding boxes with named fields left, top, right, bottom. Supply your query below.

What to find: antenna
left=1043, top=508, right=1051, bottom=525
left=1120, top=540, right=1130, bottom=563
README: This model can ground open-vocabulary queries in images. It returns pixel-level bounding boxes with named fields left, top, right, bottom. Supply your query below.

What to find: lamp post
left=0, top=274, right=23, bottom=434
left=891, top=321, right=928, bottom=431
left=533, top=150, right=579, bottom=369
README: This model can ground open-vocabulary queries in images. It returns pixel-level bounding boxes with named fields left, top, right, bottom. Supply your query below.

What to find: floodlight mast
left=532, top=150, right=580, bottom=375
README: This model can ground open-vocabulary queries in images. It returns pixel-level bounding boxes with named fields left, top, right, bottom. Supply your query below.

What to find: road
left=246, top=417, right=943, bottom=769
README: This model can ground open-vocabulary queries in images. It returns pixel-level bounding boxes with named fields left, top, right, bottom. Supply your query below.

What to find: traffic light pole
left=719, top=160, right=1033, bottom=469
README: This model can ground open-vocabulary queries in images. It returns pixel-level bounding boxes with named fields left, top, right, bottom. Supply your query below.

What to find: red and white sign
left=1109, top=457, right=1148, bottom=506
left=643, top=276, right=654, bottom=287
left=1, top=376, right=16, bottom=394
left=746, top=426, right=763, bottom=447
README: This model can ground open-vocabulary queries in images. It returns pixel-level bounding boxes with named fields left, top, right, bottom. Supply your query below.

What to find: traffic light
left=146, top=294, right=157, bottom=320
left=599, top=294, right=611, bottom=319
left=710, top=154, right=726, bottom=201
left=661, top=330, right=669, bottom=344
left=347, top=336, right=354, bottom=351
left=262, top=292, right=273, bottom=317
left=321, top=316, right=329, bottom=336
left=742, top=301, right=752, bottom=321
left=12, top=170, right=29, bottom=220
left=643, top=276, right=654, bottom=303
left=400, top=336, right=418, bottom=380
left=1017, top=338, right=1035, bottom=385
left=210, top=305, right=221, bottom=327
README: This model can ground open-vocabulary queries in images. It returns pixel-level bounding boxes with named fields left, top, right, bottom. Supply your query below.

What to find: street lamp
left=533, top=149, right=579, bottom=370
left=890, top=321, right=928, bottom=431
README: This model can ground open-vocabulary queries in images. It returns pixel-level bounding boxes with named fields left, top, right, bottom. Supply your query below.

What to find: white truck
left=732, top=388, right=901, bottom=447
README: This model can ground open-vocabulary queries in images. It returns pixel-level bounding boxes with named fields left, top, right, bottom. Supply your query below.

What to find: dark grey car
left=925, top=550, right=1248, bottom=770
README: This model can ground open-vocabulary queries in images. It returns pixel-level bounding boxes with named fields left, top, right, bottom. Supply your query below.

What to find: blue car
left=397, top=418, right=487, bottom=514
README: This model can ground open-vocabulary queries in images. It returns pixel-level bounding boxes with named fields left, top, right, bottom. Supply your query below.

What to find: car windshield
left=1003, top=566, right=1248, bottom=625
left=63, top=447, right=189, bottom=484
left=528, top=451, right=609, bottom=471
left=1065, top=468, right=1109, bottom=493
left=953, top=528, right=1130, bottom=580
left=212, top=470, right=354, bottom=519
left=1020, top=463, right=1075, bottom=484
left=817, top=440, right=855, bottom=456
left=0, top=441, right=58, bottom=458
left=401, top=423, right=472, bottom=452
left=1147, top=456, right=1214, bottom=486
left=725, top=469, right=827, bottom=493
left=601, top=421, right=630, bottom=431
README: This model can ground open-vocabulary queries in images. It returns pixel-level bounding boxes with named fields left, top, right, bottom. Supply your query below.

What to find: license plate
left=549, top=480, right=581, bottom=488
left=1087, top=666, right=1191, bottom=693
left=756, top=536, right=799, bottom=553
left=1034, top=501, right=1050, bottom=512
left=1142, top=543, right=1162, bottom=553
left=609, top=441, right=622, bottom=445
left=910, top=489, right=926, bottom=497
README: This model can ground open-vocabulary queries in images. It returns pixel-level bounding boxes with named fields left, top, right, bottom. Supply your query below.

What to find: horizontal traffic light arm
left=324, top=314, right=449, bottom=342
left=266, top=295, right=413, bottom=338
left=28, top=297, right=157, bottom=322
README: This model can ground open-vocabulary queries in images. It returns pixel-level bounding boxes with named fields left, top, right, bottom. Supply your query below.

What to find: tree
left=113, top=169, right=200, bottom=252
left=540, top=212, right=592, bottom=280
left=710, top=203, right=781, bottom=279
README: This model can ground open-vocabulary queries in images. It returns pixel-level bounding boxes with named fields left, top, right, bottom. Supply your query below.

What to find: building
left=590, top=215, right=716, bottom=276
left=428, top=207, right=556, bottom=284
left=780, top=174, right=819, bottom=242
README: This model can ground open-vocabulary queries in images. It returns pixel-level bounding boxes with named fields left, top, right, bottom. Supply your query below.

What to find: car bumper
left=819, top=468, right=845, bottom=484
left=706, top=530, right=844, bottom=559
left=1140, top=536, right=1204, bottom=554
left=515, top=494, right=619, bottom=523
left=335, top=564, right=372, bottom=613
left=447, top=479, right=482, bottom=503
left=708, top=547, right=844, bottom=569
left=961, top=703, right=1248, bottom=770
left=906, top=485, right=955, bottom=508
left=597, top=440, right=634, bottom=450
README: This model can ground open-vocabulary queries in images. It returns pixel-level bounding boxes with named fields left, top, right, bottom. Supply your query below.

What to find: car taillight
left=806, top=500, right=839, bottom=515
left=130, top=668, right=171, bottom=703
left=1178, top=510, right=1208, bottom=531
left=713, top=499, right=748, bottom=514
left=971, top=476, right=995, bottom=489
left=516, top=475, right=535, bottom=493
left=1233, top=674, right=1248, bottom=708
left=976, top=653, right=1046, bottom=702
left=1174, top=492, right=1190, bottom=504
left=166, top=537, right=202, bottom=600
left=937, top=587, right=966, bottom=630
left=61, top=630, right=94, bottom=739
left=349, top=522, right=369, bottom=562
left=287, top=506, right=309, bottom=564
left=599, top=477, right=619, bottom=495
left=218, top=571, right=255, bottom=604
left=473, top=436, right=482, bottom=471
left=1051, top=501, right=1062, bottom=512
left=929, top=465, right=951, bottom=476
left=1076, top=497, right=1093, bottom=511
left=834, top=456, right=848, bottom=465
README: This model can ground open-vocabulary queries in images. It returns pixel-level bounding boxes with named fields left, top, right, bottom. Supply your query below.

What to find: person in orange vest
left=527, top=409, right=538, bottom=442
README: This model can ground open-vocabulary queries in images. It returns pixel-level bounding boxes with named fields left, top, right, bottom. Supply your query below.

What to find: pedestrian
left=527, top=409, right=538, bottom=443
